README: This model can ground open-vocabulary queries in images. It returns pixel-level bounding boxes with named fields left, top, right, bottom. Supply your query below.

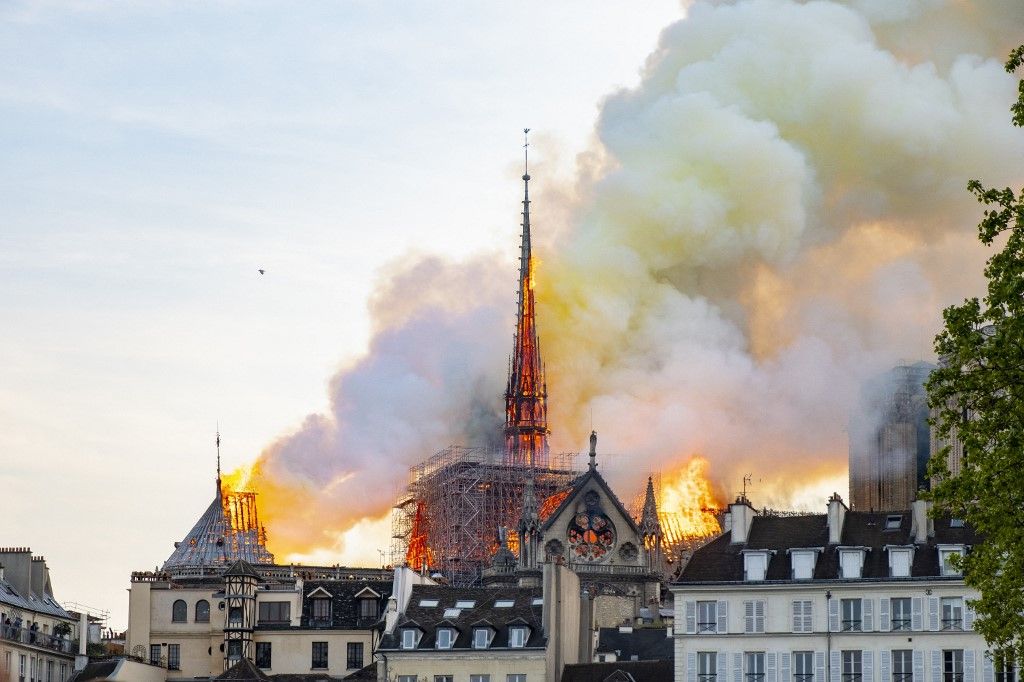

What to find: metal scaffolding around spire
left=505, top=128, right=550, bottom=467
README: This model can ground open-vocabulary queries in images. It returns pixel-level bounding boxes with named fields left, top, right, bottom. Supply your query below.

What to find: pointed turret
left=504, top=129, right=550, bottom=468
left=517, top=475, right=542, bottom=585
left=640, top=476, right=664, bottom=572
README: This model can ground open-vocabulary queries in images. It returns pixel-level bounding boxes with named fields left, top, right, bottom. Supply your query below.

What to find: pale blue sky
left=0, top=1, right=684, bottom=627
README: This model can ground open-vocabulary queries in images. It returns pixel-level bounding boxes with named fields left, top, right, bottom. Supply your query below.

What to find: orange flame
left=658, top=457, right=721, bottom=548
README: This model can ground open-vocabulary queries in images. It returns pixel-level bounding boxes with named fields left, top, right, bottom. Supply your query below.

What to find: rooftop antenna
left=741, top=473, right=752, bottom=502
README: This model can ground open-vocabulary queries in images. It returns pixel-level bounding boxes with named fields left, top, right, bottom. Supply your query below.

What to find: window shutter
left=745, top=600, right=754, bottom=633
left=815, top=652, right=826, bottom=682
left=719, top=652, right=728, bottom=682
left=718, top=600, right=729, bottom=633
left=863, top=598, right=874, bottom=631
left=982, top=652, right=994, bottom=682
left=880, top=650, right=891, bottom=682
left=911, top=598, right=923, bottom=631
left=734, top=653, right=743, bottom=682
left=864, top=650, right=874, bottom=682
left=931, top=651, right=942, bottom=682
left=686, top=601, right=697, bottom=634
left=879, top=598, right=890, bottom=632
left=965, top=603, right=975, bottom=631
left=830, top=651, right=840, bottom=682
left=688, top=652, right=698, bottom=682
left=928, top=598, right=939, bottom=631
left=756, top=600, right=766, bottom=633
left=913, top=650, right=925, bottom=682
left=768, top=652, right=778, bottom=682
left=792, top=600, right=801, bottom=633
left=804, top=601, right=814, bottom=632
left=965, top=650, right=975, bottom=682
left=781, top=653, right=792, bottom=682
left=829, top=598, right=839, bottom=632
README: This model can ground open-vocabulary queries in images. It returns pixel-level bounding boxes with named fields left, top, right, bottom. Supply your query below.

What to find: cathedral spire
left=640, top=476, right=662, bottom=538
left=216, top=425, right=222, bottom=497
left=505, top=129, right=549, bottom=467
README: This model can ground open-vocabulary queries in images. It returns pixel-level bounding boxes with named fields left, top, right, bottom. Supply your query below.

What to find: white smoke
left=246, top=0, right=1024, bottom=559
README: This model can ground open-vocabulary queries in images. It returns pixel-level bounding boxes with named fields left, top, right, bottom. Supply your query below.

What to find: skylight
left=495, top=600, right=514, bottom=608
left=418, top=599, right=439, bottom=607
left=885, top=515, right=902, bottom=530
left=455, top=600, right=475, bottom=609
left=443, top=608, right=461, bottom=618
left=531, top=597, right=543, bottom=606
left=950, top=519, right=965, bottom=528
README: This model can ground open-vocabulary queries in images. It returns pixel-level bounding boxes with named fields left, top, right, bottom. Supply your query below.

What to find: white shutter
left=863, top=598, right=874, bottom=631
left=912, top=598, right=923, bottom=631
left=965, top=603, right=976, bottom=631
left=757, top=600, right=766, bottom=633
left=688, top=652, right=698, bottom=682
left=719, top=652, right=728, bottom=682
left=880, top=598, right=890, bottom=632
left=829, top=598, right=840, bottom=632
left=928, top=598, right=939, bottom=631
left=864, top=650, right=875, bottom=682
left=831, top=651, right=841, bottom=682
left=686, top=601, right=697, bottom=634
left=880, top=650, right=891, bottom=682
left=805, top=600, right=814, bottom=632
left=983, top=652, right=994, bottom=682
left=792, top=600, right=801, bottom=633
left=913, top=650, right=925, bottom=682
left=965, top=650, right=976, bottom=682
left=932, top=650, right=942, bottom=682
left=718, top=601, right=729, bottom=634
left=734, top=653, right=743, bottom=682
left=816, top=652, right=826, bottom=682
left=781, top=653, right=792, bottom=682
left=745, top=600, right=754, bottom=633
left=768, top=652, right=778, bottom=682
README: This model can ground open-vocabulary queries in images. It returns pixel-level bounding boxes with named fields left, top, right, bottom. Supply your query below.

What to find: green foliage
left=926, top=46, right=1024, bottom=659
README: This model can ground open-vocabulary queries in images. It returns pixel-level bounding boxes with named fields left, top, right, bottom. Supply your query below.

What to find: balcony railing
left=0, top=625, right=75, bottom=654
left=567, top=563, right=650, bottom=575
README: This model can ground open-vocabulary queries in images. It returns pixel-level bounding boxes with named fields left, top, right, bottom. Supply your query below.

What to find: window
left=227, top=640, right=242, bottom=666
left=941, top=597, right=964, bottom=630
left=698, top=601, right=718, bottom=633
left=885, top=515, right=902, bottom=530
left=359, top=598, right=379, bottom=620
left=171, top=599, right=187, bottom=623
left=950, top=519, right=965, bottom=528
left=435, top=677, right=454, bottom=682
left=744, top=600, right=765, bottom=633
left=509, top=626, right=528, bottom=648
left=744, top=552, right=768, bottom=581
left=398, top=677, right=418, bottom=682
left=699, top=651, right=718, bottom=682
left=455, top=600, right=476, bottom=608
left=256, top=642, right=272, bottom=669
left=60, top=663, right=66, bottom=682
left=794, top=652, right=814, bottom=682
left=195, top=599, right=210, bottom=623
left=792, top=600, right=812, bottom=633
left=473, top=628, right=492, bottom=649
left=839, top=549, right=865, bottom=578
left=436, top=628, right=456, bottom=649
left=228, top=606, right=243, bottom=627
left=312, top=598, right=331, bottom=624
left=259, top=601, right=291, bottom=624
left=745, top=652, right=765, bottom=682
left=470, top=676, right=490, bottom=682
left=149, top=645, right=161, bottom=665
left=841, top=598, right=862, bottom=631
left=311, top=641, right=328, bottom=669
left=167, top=644, right=180, bottom=670
left=892, top=650, right=912, bottom=682
left=996, top=653, right=1016, bottom=682
left=889, top=548, right=912, bottom=577
left=507, top=676, right=527, bottom=682
left=495, top=600, right=514, bottom=608
left=47, top=660, right=54, bottom=682
left=401, top=629, right=420, bottom=649
left=891, top=597, right=911, bottom=631
left=940, top=548, right=963, bottom=576
left=346, top=642, right=363, bottom=670
left=419, top=599, right=440, bottom=607
left=842, top=651, right=863, bottom=682
left=944, top=650, right=964, bottom=682
left=531, top=597, right=543, bottom=606
left=443, top=608, right=462, bottom=619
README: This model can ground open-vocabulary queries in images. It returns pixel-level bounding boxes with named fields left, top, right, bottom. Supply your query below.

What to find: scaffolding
left=391, top=446, right=579, bottom=585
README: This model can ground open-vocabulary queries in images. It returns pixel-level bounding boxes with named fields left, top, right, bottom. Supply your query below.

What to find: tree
left=926, top=45, right=1024, bottom=659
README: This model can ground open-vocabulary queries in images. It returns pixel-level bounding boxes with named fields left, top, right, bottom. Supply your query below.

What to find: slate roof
left=379, top=584, right=544, bottom=651
left=678, top=510, right=981, bottom=583
left=561, top=660, right=673, bottom=682
left=214, top=659, right=342, bottom=681
left=595, top=627, right=674, bottom=662
left=296, top=580, right=391, bottom=629
left=67, top=660, right=120, bottom=682
left=0, top=575, right=71, bottom=619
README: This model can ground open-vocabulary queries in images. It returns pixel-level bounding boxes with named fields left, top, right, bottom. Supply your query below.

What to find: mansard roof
left=296, top=579, right=392, bottom=629
left=562, top=660, right=674, bottom=682
left=677, top=510, right=981, bottom=584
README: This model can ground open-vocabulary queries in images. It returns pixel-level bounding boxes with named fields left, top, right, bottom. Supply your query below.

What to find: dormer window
left=312, top=598, right=331, bottom=624
left=473, top=627, right=492, bottom=649
left=359, top=598, right=379, bottom=620
left=509, top=625, right=529, bottom=648
left=400, top=628, right=421, bottom=649
left=886, top=546, right=914, bottom=578
left=789, top=549, right=821, bottom=580
left=938, top=545, right=965, bottom=576
left=435, top=627, right=456, bottom=649
left=838, top=548, right=867, bottom=579
left=742, top=550, right=772, bottom=581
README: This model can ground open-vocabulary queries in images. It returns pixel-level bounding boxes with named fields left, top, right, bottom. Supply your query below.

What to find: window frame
left=258, top=601, right=291, bottom=625
left=435, top=628, right=456, bottom=650
left=149, top=644, right=161, bottom=665
left=311, top=641, right=329, bottom=669
left=697, top=600, right=718, bottom=633
left=255, top=641, right=272, bottom=669
left=842, top=650, right=863, bottom=682
left=995, top=653, right=1016, bottom=682
left=891, top=597, right=912, bottom=631
left=167, top=644, right=180, bottom=671
left=745, top=651, right=766, bottom=682
left=892, top=650, right=913, bottom=682
left=400, top=628, right=419, bottom=650
left=311, top=597, right=332, bottom=624
left=509, top=626, right=528, bottom=648
left=841, top=598, right=862, bottom=632
left=346, top=641, right=363, bottom=670
left=794, top=651, right=814, bottom=682
left=941, top=597, right=964, bottom=631
left=473, top=628, right=492, bottom=649
left=195, top=599, right=210, bottom=623
left=698, top=651, right=718, bottom=682
left=171, top=599, right=187, bottom=623
left=943, top=649, right=964, bottom=682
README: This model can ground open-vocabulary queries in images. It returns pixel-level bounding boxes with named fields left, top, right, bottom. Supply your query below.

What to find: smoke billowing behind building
left=232, top=0, right=1024, bottom=562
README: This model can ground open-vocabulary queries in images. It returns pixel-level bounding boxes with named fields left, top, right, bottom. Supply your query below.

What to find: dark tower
left=504, top=129, right=550, bottom=467
left=517, top=475, right=542, bottom=584
left=222, top=560, right=258, bottom=669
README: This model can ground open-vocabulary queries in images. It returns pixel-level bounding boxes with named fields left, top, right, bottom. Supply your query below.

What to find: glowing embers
left=539, top=489, right=571, bottom=521
left=658, top=457, right=722, bottom=554
left=405, top=500, right=435, bottom=570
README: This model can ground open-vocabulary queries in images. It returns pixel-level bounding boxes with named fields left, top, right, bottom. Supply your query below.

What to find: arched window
left=195, top=600, right=210, bottom=623
left=171, top=599, right=187, bottom=623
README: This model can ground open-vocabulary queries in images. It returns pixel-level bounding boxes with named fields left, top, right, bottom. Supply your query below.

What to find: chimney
left=75, top=610, right=89, bottom=671
left=729, top=496, right=755, bottom=544
left=827, top=493, right=848, bottom=544
left=910, top=498, right=933, bottom=544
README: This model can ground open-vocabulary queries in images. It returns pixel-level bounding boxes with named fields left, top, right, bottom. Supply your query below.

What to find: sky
left=0, top=0, right=686, bottom=629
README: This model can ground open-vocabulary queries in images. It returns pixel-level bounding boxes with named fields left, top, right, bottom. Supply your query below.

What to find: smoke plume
left=240, top=0, right=1024, bottom=561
